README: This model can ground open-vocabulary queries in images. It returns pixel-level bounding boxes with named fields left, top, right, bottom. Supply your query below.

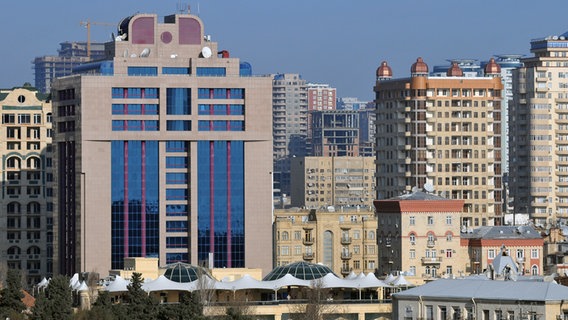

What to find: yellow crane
left=80, top=20, right=115, bottom=58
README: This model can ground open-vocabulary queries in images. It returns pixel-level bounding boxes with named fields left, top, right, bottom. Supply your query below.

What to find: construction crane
left=80, top=20, right=115, bottom=59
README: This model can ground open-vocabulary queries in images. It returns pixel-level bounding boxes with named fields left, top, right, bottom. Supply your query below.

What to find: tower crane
left=80, top=20, right=115, bottom=58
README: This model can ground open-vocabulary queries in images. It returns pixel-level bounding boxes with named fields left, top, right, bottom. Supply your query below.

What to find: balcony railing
left=341, top=252, right=352, bottom=260
left=303, top=238, right=315, bottom=245
left=303, top=253, right=314, bottom=260
left=341, top=237, right=352, bottom=245
left=421, top=257, right=442, bottom=264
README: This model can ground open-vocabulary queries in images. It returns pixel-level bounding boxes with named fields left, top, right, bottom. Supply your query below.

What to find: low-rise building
left=461, top=225, right=543, bottom=275
left=273, top=208, right=378, bottom=277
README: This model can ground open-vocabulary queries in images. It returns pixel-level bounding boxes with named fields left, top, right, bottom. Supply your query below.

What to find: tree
left=0, top=269, right=26, bottom=319
left=157, top=292, right=206, bottom=320
left=291, top=279, right=337, bottom=320
left=123, top=272, right=158, bottom=320
left=30, top=275, right=73, bottom=320
left=83, top=290, right=115, bottom=320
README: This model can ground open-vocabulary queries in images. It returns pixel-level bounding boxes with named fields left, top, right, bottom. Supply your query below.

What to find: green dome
left=263, top=261, right=335, bottom=281
left=162, top=262, right=210, bottom=283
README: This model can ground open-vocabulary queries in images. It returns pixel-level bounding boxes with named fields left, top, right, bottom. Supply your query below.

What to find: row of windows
left=112, top=88, right=245, bottom=100
left=2, top=114, right=45, bottom=125
left=112, top=104, right=159, bottom=115
left=198, top=120, right=244, bottom=131
left=127, top=66, right=227, bottom=77
left=112, top=120, right=159, bottom=131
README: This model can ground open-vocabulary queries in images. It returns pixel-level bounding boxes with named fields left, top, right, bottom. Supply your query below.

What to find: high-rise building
left=33, top=42, right=106, bottom=94
left=307, top=83, right=336, bottom=111
left=510, top=32, right=568, bottom=226
left=272, top=74, right=308, bottom=197
left=51, top=12, right=273, bottom=276
left=290, top=156, right=376, bottom=209
left=374, top=58, right=504, bottom=227
left=0, top=85, right=53, bottom=287
left=310, top=110, right=360, bottom=157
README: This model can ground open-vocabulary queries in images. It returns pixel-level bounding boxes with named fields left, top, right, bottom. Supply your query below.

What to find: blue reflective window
left=111, top=88, right=159, bottom=99
left=166, top=88, right=191, bottom=114
left=166, top=157, right=187, bottom=168
left=128, top=67, right=158, bottom=76
left=213, top=105, right=226, bottom=115
left=166, top=120, right=191, bottom=131
left=166, top=220, right=188, bottom=232
left=198, top=121, right=210, bottom=131
left=166, top=189, right=188, bottom=200
left=166, top=173, right=188, bottom=184
left=229, top=121, right=244, bottom=131
left=212, top=120, right=227, bottom=131
left=198, top=104, right=210, bottom=115
left=197, top=140, right=245, bottom=268
left=166, top=237, right=188, bottom=248
left=229, top=104, right=244, bottom=115
left=230, top=89, right=244, bottom=99
left=111, top=140, right=159, bottom=269
left=162, top=67, right=190, bottom=75
left=165, top=141, right=188, bottom=153
left=166, top=252, right=188, bottom=264
left=198, top=88, right=210, bottom=99
left=196, top=67, right=226, bottom=77
left=145, top=121, right=159, bottom=131
left=166, top=205, right=188, bottom=217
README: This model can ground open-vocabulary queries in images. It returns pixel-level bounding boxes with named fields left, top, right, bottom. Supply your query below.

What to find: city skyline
left=1, top=0, right=568, bottom=100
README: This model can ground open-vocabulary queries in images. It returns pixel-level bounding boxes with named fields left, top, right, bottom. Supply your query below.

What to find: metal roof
left=393, top=278, right=568, bottom=301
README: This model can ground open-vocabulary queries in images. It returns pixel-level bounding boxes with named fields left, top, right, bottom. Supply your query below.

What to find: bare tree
left=290, top=279, right=338, bottom=320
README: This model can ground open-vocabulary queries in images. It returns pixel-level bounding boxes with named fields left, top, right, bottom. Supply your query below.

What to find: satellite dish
left=411, top=186, right=418, bottom=193
left=201, top=46, right=212, bottom=58
left=130, top=53, right=137, bottom=58
left=140, top=48, right=151, bottom=57
left=424, top=182, right=434, bottom=193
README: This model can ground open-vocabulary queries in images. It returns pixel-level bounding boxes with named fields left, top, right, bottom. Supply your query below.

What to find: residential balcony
left=341, top=237, right=352, bottom=245
left=341, top=268, right=351, bottom=276
left=421, top=257, right=442, bottom=264
left=341, top=252, right=352, bottom=260
left=303, top=238, right=315, bottom=245
left=303, top=252, right=314, bottom=260
left=426, top=240, right=436, bottom=248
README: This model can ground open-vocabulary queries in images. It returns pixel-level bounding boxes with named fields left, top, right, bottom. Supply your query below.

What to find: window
left=446, top=215, right=452, bottom=225
left=409, top=266, right=416, bottom=276
left=281, top=246, right=289, bottom=256
left=409, top=216, right=415, bottom=225
left=367, top=260, right=375, bottom=269
left=488, top=249, right=495, bottom=259
left=166, top=88, right=191, bottom=114
left=409, top=249, right=415, bottom=259
left=281, top=231, right=289, bottom=241
left=353, top=230, right=360, bottom=239
left=516, top=249, right=524, bottom=259
left=127, top=66, right=158, bottom=76
left=428, top=216, right=434, bottom=225
left=294, top=231, right=301, bottom=240
left=162, top=67, right=190, bottom=75
left=446, top=233, right=453, bottom=241
left=531, top=265, right=539, bottom=275
left=531, top=248, right=539, bottom=259
left=446, top=250, right=452, bottom=258
left=166, top=120, right=191, bottom=131
left=196, top=67, right=226, bottom=77
left=367, top=231, right=375, bottom=240
left=409, top=233, right=416, bottom=244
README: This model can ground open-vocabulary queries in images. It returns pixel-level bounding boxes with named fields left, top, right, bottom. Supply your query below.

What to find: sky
left=1, top=0, right=568, bottom=100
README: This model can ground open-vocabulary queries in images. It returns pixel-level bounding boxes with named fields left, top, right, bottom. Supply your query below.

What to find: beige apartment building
left=374, top=192, right=466, bottom=284
left=51, top=12, right=273, bottom=276
left=374, top=58, right=504, bottom=227
left=510, top=32, right=568, bottom=226
left=273, top=207, right=378, bottom=277
left=0, top=85, right=53, bottom=287
left=290, top=156, right=376, bottom=209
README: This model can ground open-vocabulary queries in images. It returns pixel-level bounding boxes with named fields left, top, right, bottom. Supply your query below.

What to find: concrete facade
left=51, top=13, right=273, bottom=276
left=374, top=58, right=504, bottom=227
left=290, top=156, right=376, bottom=209
left=273, top=208, right=378, bottom=277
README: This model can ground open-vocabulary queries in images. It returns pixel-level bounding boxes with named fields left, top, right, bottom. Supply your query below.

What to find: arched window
left=7, top=202, right=21, bottom=214
left=409, top=233, right=416, bottom=244
left=323, top=231, right=333, bottom=270
left=427, top=232, right=435, bottom=242
left=6, top=156, right=21, bottom=169
left=531, top=265, right=539, bottom=276
left=281, top=231, right=289, bottom=241
left=27, top=246, right=40, bottom=255
left=27, top=157, right=40, bottom=169
left=368, top=231, right=375, bottom=240
left=7, top=246, right=21, bottom=255
left=27, top=202, right=40, bottom=214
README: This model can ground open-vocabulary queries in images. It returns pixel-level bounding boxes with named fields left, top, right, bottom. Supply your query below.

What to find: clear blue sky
left=1, top=0, right=568, bottom=100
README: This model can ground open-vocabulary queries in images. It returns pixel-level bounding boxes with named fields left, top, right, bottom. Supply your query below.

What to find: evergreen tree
left=124, top=272, right=158, bottom=320
left=30, top=275, right=73, bottom=320
left=0, top=269, right=26, bottom=319
left=86, top=290, right=116, bottom=320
